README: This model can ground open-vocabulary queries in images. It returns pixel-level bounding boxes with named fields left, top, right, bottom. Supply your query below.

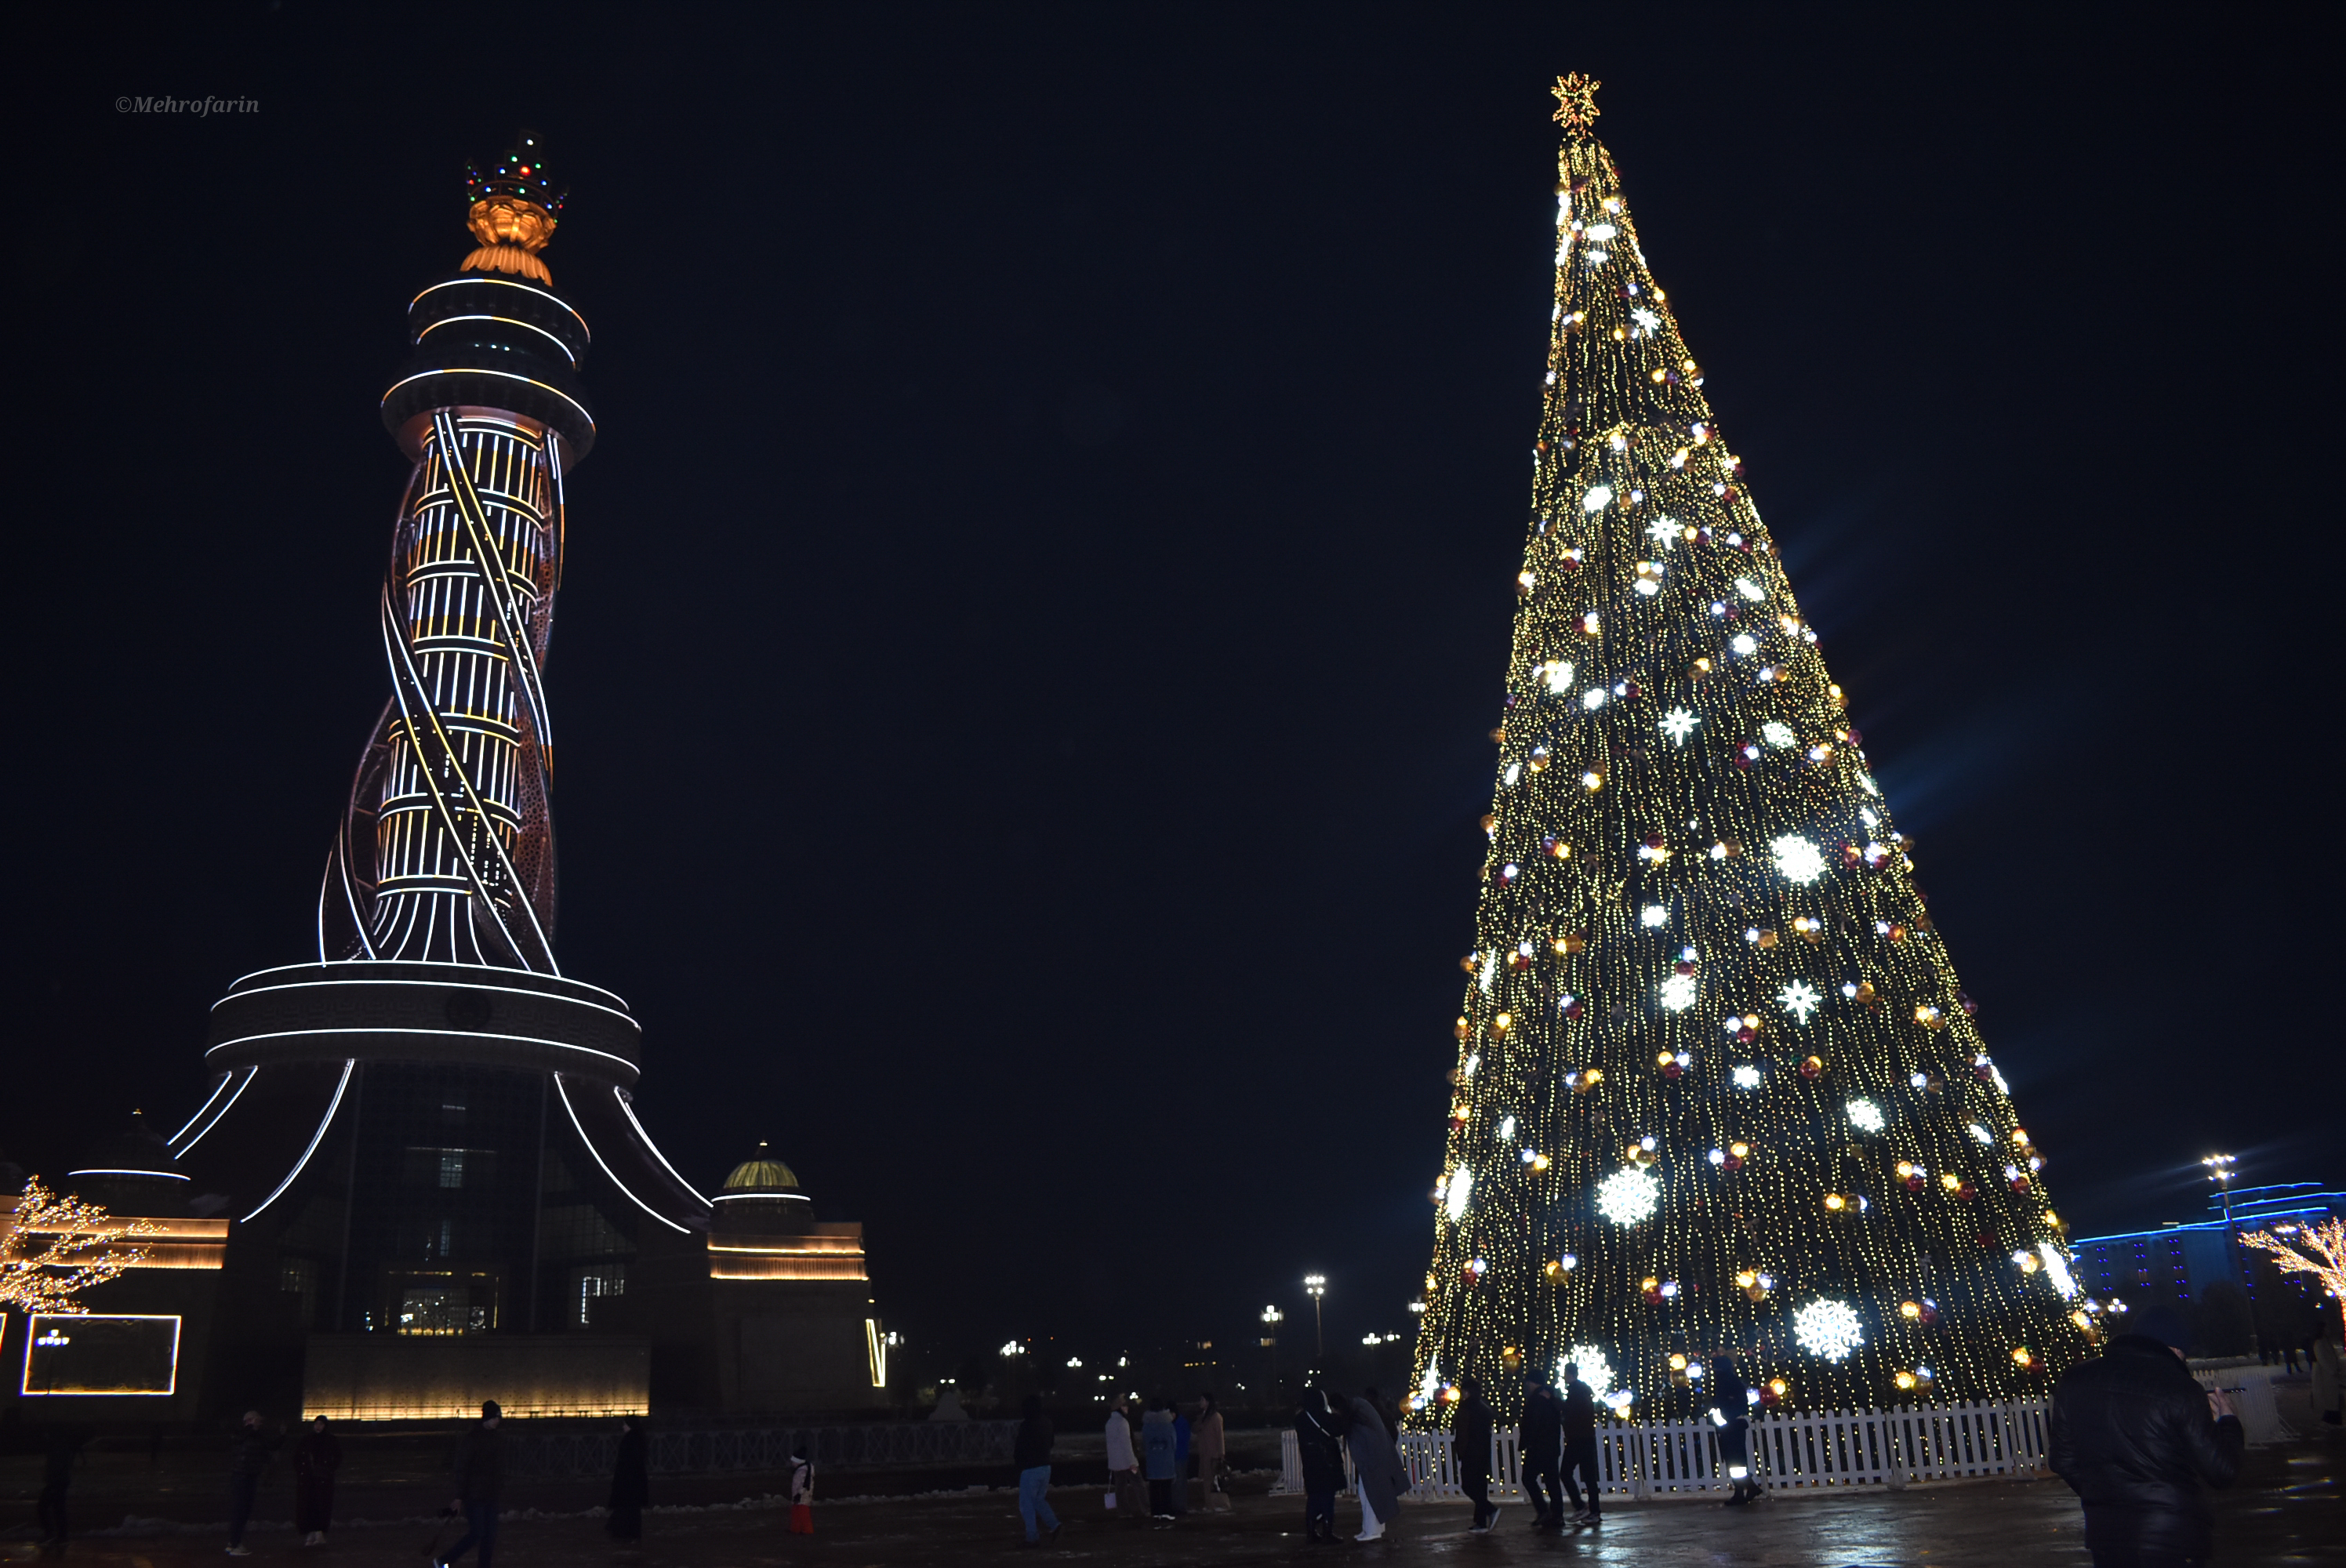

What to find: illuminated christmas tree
left=1406, top=75, right=2094, bottom=1423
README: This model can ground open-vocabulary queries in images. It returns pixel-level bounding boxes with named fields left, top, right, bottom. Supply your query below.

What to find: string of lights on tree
left=1404, top=74, right=2097, bottom=1425
left=1, top=1178, right=153, bottom=1315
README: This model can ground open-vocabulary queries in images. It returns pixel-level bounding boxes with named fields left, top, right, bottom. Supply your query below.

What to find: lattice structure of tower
left=169, top=140, right=708, bottom=1353
left=1405, top=78, right=2093, bottom=1424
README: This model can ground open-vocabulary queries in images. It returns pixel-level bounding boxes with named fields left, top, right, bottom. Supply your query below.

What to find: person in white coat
left=1105, top=1397, right=1142, bottom=1523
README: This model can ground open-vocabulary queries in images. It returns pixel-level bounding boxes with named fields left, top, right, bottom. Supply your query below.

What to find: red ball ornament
left=1622, top=679, right=1642, bottom=700
left=1721, top=1154, right=1745, bottom=1172
left=1973, top=1064, right=1996, bottom=1083
left=1673, top=960, right=1696, bottom=976
left=1844, top=726, right=1864, bottom=747
left=1559, top=556, right=1581, bottom=573
left=1956, top=1181, right=1977, bottom=1201
left=1905, top=1174, right=1927, bottom=1193
left=2009, top=1176, right=2031, bottom=1193
left=1661, top=1061, right=1683, bottom=1080
left=1918, top=1305, right=1939, bottom=1327
left=1509, top=952, right=1532, bottom=971
left=1563, top=999, right=1585, bottom=1021
left=1641, top=1286, right=1665, bottom=1305
left=1734, top=1025, right=1757, bottom=1044
left=1798, top=1055, right=1824, bottom=1080
left=1757, top=1384, right=1781, bottom=1408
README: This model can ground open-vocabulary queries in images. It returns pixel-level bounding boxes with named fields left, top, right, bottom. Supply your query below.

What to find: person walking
left=1520, top=1381, right=1564, bottom=1527
left=1708, top=1357, right=1761, bottom=1505
left=435, top=1400, right=505, bottom=1567
left=1105, top=1396, right=1143, bottom=1523
left=607, top=1414, right=648, bottom=1543
left=787, top=1446, right=815, bottom=1535
left=2049, top=1308, right=2243, bottom=1567
left=1294, top=1386, right=1348, bottom=1544
left=1193, top=1393, right=1228, bottom=1510
left=225, top=1410, right=278, bottom=1557
left=1346, top=1388, right=1409, bottom=1541
left=1452, top=1377, right=1499, bottom=1532
left=1142, top=1397, right=1179, bottom=1524
left=1013, top=1394, right=1062, bottom=1545
left=295, top=1414, right=343, bottom=1545
left=1560, top=1363, right=1603, bottom=1526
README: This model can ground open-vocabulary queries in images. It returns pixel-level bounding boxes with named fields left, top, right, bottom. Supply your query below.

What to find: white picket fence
left=1278, top=1399, right=2050, bottom=1502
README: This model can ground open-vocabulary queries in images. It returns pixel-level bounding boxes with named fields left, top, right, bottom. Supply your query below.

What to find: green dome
left=722, top=1142, right=801, bottom=1195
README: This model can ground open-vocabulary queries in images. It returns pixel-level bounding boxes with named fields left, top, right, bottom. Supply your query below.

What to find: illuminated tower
left=172, top=141, right=709, bottom=1367
left=1405, top=79, right=2092, bottom=1424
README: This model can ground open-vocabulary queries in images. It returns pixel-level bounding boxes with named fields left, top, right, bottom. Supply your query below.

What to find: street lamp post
left=1304, top=1275, right=1327, bottom=1363
left=1260, top=1305, right=1284, bottom=1408
left=2203, top=1153, right=2254, bottom=1353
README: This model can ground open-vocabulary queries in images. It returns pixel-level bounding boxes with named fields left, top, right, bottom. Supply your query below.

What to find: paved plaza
left=3, top=1438, right=2337, bottom=1566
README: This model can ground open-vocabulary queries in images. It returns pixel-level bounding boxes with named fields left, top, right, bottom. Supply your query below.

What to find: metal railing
left=506, top=1420, right=1019, bottom=1476
left=1277, top=1399, right=2050, bottom=1500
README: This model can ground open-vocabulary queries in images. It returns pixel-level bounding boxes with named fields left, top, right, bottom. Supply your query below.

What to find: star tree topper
left=1551, top=72, right=1601, bottom=131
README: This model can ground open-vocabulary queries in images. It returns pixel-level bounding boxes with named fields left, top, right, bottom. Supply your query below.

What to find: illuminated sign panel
left=20, top=1314, right=182, bottom=1396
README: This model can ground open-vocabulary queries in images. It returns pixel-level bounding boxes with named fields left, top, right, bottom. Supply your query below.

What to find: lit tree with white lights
left=1406, top=75, right=2093, bottom=1424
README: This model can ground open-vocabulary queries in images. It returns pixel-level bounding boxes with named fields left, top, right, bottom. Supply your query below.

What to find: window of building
left=568, top=1265, right=626, bottom=1328
left=282, top=1258, right=319, bottom=1327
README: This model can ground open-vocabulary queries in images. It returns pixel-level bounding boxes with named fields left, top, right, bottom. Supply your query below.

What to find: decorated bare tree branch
left=0, top=1178, right=155, bottom=1315
left=2242, top=1218, right=2346, bottom=1336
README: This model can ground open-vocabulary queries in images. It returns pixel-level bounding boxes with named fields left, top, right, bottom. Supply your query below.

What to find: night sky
left=11, top=5, right=2335, bottom=1380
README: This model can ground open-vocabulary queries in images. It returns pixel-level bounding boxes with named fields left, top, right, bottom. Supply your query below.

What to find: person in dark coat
left=1345, top=1390, right=1408, bottom=1541
left=295, top=1415, right=343, bottom=1544
left=2050, top=1313, right=2243, bottom=1567
left=1520, top=1381, right=1564, bottom=1526
left=436, top=1400, right=505, bottom=1566
left=1707, top=1357, right=1760, bottom=1505
left=1451, top=1377, right=1498, bottom=1532
left=1013, top=1394, right=1061, bottom=1544
left=1560, top=1363, right=1603, bottom=1524
left=607, top=1414, right=648, bottom=1542
left=225, top=1410, right=278, bottom=1556
left=1169, top=1401, right=1191, bottom=1518
left=1294, top=1386, right=1349, bottom=1544
left=36, top=1424, right=88, bottom=1550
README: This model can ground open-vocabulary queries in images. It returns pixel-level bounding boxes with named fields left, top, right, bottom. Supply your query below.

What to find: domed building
left=713, top=1144, right=815, bottom=1234
left=67, top=1110, right=192, bottom=1218
left=698, top=1142, right=887, bottom=1414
